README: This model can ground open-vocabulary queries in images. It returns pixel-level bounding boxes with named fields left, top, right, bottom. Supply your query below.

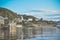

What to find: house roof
left=0, top=16, right=4, bottom=19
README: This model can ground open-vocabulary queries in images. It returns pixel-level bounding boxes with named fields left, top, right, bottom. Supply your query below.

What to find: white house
left=0, top=16, right=4, bottom=24
left=27, top=18, right=33, bottom=21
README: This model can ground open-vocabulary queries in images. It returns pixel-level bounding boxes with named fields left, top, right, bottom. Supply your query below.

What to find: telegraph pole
left=21, top=16, right=24, bottom=40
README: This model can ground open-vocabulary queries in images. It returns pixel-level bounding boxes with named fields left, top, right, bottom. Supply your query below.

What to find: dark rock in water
left=56, top=21, right=60, bottom=25
left=57, top=26, right=60, bottom=29
left=56, top=21, right=60, bottom=29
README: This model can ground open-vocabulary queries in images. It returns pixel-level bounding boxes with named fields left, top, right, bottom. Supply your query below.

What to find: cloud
left=46, top=14, right=60, bottom=16
left=30, top=9, right=59, bottom=13
left=20, top=11, right=60, bottom=19
left=20, top=9, right=60, bottom=21
left=45, top=15, right=60, bottom=21
left=47, top=16, right=60, bottom=18
left=46, top=14, right=60, bottom=20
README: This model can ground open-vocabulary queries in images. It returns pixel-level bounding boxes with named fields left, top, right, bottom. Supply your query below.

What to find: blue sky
left=0, top=0, right=60, bottom=21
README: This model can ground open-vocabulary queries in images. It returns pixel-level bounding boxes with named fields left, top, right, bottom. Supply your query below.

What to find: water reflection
left=22, top=27, right=60, bottom=40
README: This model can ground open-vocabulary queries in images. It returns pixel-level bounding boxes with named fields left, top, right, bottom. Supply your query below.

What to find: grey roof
left=0, top=16, right=4, bottom=19
left=0, top=16, right=8, bottom=20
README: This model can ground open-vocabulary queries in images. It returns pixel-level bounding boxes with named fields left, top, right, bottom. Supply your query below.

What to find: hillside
left=0, top=7, right=17, bottom=20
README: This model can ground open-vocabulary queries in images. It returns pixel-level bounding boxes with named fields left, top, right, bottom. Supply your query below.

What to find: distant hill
left=0, top=7, right=17, bottom=20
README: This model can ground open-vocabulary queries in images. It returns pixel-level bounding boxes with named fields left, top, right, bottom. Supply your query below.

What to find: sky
left=0, top=0, right=60, bottom=21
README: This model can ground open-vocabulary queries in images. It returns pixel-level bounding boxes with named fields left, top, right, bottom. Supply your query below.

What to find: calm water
left=22, top=27, right=60, bottom=40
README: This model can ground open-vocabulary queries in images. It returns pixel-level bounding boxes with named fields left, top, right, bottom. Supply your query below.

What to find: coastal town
left=0, top=8, right=60, bottom=40
left=0, top=0, right=60, bottom=40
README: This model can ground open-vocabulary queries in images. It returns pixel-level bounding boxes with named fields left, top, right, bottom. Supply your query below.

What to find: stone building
left=9, top=20, right=16, bottom=40
left=0, top=16, right=4, bottom=39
